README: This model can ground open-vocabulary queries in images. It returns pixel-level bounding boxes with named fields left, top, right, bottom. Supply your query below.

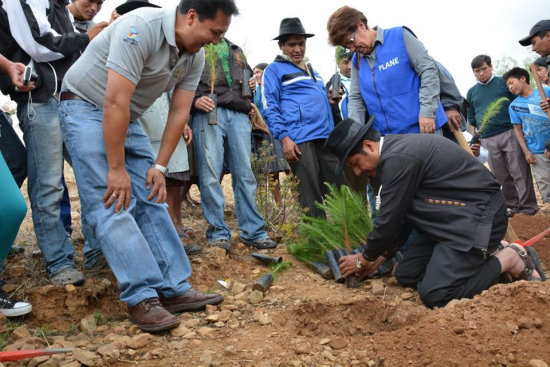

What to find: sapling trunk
left=251, top=252, right=282, bottom=266
left=253, top=273, right=273, bottom=293
left=204, top=44, right=219, bottom=125
left=330, top=73, right=341, bottom=100
left=343, top=200, right=361, bottom=288
left=208, top=93, right=217, bottom=125
left=470, top=133, right=480, bottom=145
left=325, top=249, right=344, bottom=283
left=242, top=69, right=252, bottom=97
left=312, top=261, right=332, bottom=279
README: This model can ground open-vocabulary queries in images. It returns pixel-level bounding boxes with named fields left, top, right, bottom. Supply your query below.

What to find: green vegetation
left=288, top=183, right=372, bottom=263
left=478, top=97, right=509, bottom=134
left=250, top=140, right=303, bottom=241
left=93, top=310, right=108, bottom=326
left=269, top=260, right=292, bottom=281
left=204, top=44, right=219, bottom=95
left=34, top=324, right=52, bottom=338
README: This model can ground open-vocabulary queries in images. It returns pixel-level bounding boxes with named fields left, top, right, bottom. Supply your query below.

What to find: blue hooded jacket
left=261, top=56, right=334, bottom=144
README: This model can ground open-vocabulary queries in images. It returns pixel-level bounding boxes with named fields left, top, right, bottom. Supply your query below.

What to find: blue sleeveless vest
left=353, top=27, right=447, bottom=135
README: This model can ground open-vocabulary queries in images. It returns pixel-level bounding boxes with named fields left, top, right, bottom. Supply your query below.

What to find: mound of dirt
left=1, top=172, right=549, bottom=366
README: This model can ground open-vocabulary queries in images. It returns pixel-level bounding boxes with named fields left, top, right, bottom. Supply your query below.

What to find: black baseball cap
left=519, top=20, right=550, bottom=46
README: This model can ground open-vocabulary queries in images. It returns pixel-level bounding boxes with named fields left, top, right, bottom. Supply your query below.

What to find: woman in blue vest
left=327, top=6, right=453, bottom=136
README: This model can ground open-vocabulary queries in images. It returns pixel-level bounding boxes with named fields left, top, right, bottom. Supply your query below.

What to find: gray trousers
left=482, top=129, right=538, bottom=214
left=532, top=153, right=550, bottom=203
left=289, top=139, right=347, bottom=217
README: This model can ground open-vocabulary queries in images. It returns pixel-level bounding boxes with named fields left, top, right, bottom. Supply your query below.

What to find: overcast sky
left=96, top=0, right=550, bottom=95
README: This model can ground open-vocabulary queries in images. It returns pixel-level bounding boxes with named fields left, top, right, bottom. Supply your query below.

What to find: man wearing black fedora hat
left=325, top=118, right=544, bottom=308
left=262, top=17, right=346, bottom=217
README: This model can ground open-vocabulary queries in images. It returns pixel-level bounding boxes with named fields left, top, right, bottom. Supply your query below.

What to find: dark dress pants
left=289, top=139, right=347, bottom=217
left=394, top=205, right=508, bottom=308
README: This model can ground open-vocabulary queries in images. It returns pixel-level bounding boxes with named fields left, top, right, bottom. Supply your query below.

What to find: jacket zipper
left=371, top=67, right=392, bottom=134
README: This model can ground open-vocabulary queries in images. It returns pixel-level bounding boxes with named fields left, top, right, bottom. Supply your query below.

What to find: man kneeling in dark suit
left=325, top=117, right=545, bottom=308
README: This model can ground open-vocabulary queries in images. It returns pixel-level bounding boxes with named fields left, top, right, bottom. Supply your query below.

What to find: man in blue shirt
left=504, top=67, right=550, bottom=204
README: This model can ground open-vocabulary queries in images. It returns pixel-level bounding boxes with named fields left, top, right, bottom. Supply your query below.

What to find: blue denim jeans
left=191, top=107, right=268, bottom=243
left=18, top=98, right=100, bottom=274
left=59, top=99, right=191, bottom=305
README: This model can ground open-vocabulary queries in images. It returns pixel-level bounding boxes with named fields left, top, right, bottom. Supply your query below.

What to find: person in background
left=252, top=62, right=289, bottom=205
left=326, top=46, right=352, bottom=124
left=138, top=92, right=202, bottom=256
left=327, top=6, right=451, bottom=136
left=0, top=0, right=108, bottom=286
left=519, top=20, right=550, bottom=113
left=533, top=57, right=549, bottom=86
left=466, top=55, right=538, bottom=216
left=67, top=0, right=103, bottom=32
left=503, top=67, right=550, bottom=205
left=0, top=54, right=33, bottom=317
left=262, top=17, right=347, bottom=217
left=191, top=38, right=277, bottom=252
left=60, top=0, right=105, bottom=240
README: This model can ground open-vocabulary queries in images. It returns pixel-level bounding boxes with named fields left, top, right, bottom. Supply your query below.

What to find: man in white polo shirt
left=58, top=0, right=238, bottom=332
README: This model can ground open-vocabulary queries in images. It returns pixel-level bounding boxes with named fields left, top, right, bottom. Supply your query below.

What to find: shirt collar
left=478, top=75, right=495, bottom=86
left=162, top=7, right=178, bottom=49
left=379, top=136, right=384, bottom=154
left=280, top=54, right=309, bottom=64
left=372, top=26, right=384, bottom=47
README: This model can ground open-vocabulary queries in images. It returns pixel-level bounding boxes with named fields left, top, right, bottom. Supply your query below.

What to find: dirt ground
left=1, top=167, right=549, bottom=367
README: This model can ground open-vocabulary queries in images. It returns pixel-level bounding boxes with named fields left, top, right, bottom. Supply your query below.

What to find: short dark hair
left=471, top=55, right=492, bottom=69
left=348, top=128, right=381, bottom=157
left=178, top=0, right=239, bottom=21
left=534, top=56, right=549, bottom=68
left=254, top=63, right=268, bottom=71
left=503, top=67, right=530, bottom=85
left=277, top=34, right=306, bottom=47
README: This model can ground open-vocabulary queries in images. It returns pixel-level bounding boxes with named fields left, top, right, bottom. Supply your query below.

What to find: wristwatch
left=355, top=255, right=363, bottom=269
left=152, top=163, right=168, bottom=175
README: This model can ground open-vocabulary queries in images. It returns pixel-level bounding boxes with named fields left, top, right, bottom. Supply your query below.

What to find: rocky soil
left=1, top=168, right=549, bottom=367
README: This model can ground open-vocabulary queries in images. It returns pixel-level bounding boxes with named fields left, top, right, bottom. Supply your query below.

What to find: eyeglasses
left=347, top=31, right=356, bottom=48
left=473, top=66, right=490, bottom=75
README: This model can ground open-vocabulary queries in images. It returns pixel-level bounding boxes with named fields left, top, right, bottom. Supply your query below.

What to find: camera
left=23, top=64, right=37, bottom=86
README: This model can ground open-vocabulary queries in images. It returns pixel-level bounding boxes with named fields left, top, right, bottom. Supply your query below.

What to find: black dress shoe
left=159, top=288, right=223, bottom=313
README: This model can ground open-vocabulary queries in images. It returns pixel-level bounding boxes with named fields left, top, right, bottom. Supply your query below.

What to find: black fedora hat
left=273, top=17, right=314, bottom=40
left=519, top=19, right=550, bottom=46
left=116, top=0, right=160, bottom=16
left=324, top=116, right=375, bottom=174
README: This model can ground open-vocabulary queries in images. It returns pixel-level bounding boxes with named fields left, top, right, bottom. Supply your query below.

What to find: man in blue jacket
left=262, top=17, right=346, bottom=217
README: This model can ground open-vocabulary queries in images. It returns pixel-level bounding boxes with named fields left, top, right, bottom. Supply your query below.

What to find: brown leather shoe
left=128, top=298, right=180, bottom=332
left=159, top=288, right=224, bottom=313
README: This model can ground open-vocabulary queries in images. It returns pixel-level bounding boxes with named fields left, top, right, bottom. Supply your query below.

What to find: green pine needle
left=288, top=183, right=372, bottom=264
left=478, top=97, right=509, bottom=134
left=269, top=260, right=292, bottom=281
left=204, top=44, right=219, bottom=93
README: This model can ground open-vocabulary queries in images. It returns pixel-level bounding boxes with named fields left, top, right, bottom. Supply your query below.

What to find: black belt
left=60, top=90, right=87, bottom=102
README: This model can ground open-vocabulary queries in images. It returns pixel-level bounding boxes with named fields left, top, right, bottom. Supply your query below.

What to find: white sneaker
left=0, top=291, right=32, bottom=317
